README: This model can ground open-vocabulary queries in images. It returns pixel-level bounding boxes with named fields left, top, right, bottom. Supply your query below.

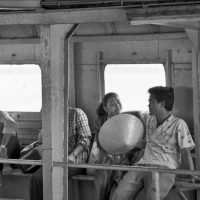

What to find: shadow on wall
left=173, top=86, right=194, bottom=135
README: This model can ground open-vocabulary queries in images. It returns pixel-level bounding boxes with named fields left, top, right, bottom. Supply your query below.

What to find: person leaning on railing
left=111, top=86, right=197, bottom=200
left=0, top=111, right=21, bottom=175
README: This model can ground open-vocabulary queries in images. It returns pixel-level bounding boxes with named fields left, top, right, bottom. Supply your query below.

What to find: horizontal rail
left=70, top=174, right=200, bottom=188
left=54, top=162, right=200, bottom=176
left=0, top=158, right=42, bottom=165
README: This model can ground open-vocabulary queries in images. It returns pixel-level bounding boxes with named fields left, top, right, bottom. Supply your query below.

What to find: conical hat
left=99, top=114, right=144, bottom=154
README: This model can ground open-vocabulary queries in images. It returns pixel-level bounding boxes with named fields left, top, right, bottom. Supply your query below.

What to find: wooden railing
left=56, top=162, right=200, bottom=200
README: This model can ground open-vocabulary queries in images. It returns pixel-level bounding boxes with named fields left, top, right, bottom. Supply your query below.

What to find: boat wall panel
left=0, top=25, right=40, bottom=38
left=174, top=68, right=193, bottom=134
left=74, top=38, right=193, bottom=132
left=159, top=39, right=192, bottom=63
left=0, top=44, right=40, bottom=64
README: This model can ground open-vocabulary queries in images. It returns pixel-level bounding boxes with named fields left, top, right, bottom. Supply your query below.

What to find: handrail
left=57, top=162, right=200, bottom=200
left=0, top=160, right=197, bottom=199
left=54, top=162, right=200, bottom=176
left=0, top=158, right=42, bottom=165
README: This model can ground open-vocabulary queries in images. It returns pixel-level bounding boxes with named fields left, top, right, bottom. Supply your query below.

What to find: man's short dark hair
left=148, top=86, right=174, bottom=111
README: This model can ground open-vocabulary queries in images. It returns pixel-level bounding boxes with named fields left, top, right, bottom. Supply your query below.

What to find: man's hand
left=68, top=153, right=76, bottom=163
left=0, top=145, right=7, bottom=158
left=190, top=175, right=200, bottom=183
left=35, top=145, right=42, bottom=158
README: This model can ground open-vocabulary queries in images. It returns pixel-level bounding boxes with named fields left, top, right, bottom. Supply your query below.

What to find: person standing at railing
left=29, top=107, right=92, bottom=200
left=0, top=111, right=21, bottom=175
left=111, top=86, right=196, bottom=200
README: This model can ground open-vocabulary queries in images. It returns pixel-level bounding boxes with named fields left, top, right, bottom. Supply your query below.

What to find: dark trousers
left=0, top=134, right=21, bottom=170
left=29, top=167, right=85, bottom=200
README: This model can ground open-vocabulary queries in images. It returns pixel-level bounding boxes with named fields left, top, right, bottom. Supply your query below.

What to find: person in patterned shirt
left=111, top=86, right=196, bottom=200
left=29, top=107, right=91, bottom=200
left=67, top=107, right=92, bottom=175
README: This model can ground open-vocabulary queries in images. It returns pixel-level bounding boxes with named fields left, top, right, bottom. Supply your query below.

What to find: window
left=0, top=64, right=42, bottom=112
left=105, top=64, right=166, bottom=112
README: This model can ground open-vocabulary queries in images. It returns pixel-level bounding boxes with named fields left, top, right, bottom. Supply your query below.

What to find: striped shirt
left=68, top=108, right=91, bottom=163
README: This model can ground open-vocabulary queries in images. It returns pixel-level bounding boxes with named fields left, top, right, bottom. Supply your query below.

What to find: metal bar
left=53, top=162, right=200, bottom=176
left=0, top=158, right=42, bottom=165
left=152, top=171, right=160, bottom=200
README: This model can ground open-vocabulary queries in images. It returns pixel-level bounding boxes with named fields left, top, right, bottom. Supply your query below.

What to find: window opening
left=0, top=64, right=42, bottom=112
left=105, top=64, right=166, bottom=112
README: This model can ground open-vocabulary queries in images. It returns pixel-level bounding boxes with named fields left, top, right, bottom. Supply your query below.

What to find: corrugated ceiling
left=40, top=0, right=200, bottom=9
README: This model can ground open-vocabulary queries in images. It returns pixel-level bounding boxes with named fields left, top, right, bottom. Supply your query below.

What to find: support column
left=152, top=171, right=160, bottom=200
left=40, top=24, right=73, bottom=200
left=96, top=52, right=103, bottom=102
left=166, top=50, right=173, bottom=86
left=186, top=29, right=200, bottom=199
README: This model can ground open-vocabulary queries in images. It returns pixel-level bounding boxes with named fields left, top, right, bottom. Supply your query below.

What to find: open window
left=105, top=64, right=166, bottom=112
left=0, top=64, right=42, bottom=112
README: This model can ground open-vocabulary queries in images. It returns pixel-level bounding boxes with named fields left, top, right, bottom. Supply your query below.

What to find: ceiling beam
left=1, top=4, right=200, bottom=25
left=0, top=32, right=187, bottom=44
left=128, top=4, right=200, bottom=25
left=151, top=22, right=200, bottom=30
left=71, top=32, right=188, bottom=43
left=0, top=9, right=127, bottom=25
left=0, top=0, right=40, bottom=8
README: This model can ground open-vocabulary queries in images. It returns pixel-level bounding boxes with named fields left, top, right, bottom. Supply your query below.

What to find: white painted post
left=186, top=29, right=200, bottom=200
left=40, top=24, right=73, bottom=200
left=152, top=171, right=160, bottom=200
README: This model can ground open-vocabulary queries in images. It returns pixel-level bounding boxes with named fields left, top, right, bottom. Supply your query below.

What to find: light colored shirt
left=0, top=111, right=17, bottom=135
left=137, top=113, right=195, bottom=169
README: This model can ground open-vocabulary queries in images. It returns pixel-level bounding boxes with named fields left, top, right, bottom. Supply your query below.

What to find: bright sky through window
left=105, top=64, right=166, bottom=112
left=0, top=64, right=42, bottom=112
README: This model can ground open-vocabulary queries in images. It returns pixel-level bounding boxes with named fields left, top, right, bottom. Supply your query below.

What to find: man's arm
left=0, top=111, right=17, bottom=135
left=0, top=112, right=18, bottom=174
left=177, top=120, right=197, bottom=181
left=0, top=111, right=17, bottom=149
left=68, top=145, right=85, bottom=162
left=181, top=147, right=199, bottom=182
left=181, top=148, right=194, bottom=170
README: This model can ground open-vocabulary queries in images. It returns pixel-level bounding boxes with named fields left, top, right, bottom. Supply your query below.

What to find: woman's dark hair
left=96, top=102, right=107, bottom=117
left=96, top=92, right=120, bottom=126
left=96, top=103, right=107, bottom=127
left=148, top=86, right=174, bottom=111
left=102, top=92, right=120, bottom=108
